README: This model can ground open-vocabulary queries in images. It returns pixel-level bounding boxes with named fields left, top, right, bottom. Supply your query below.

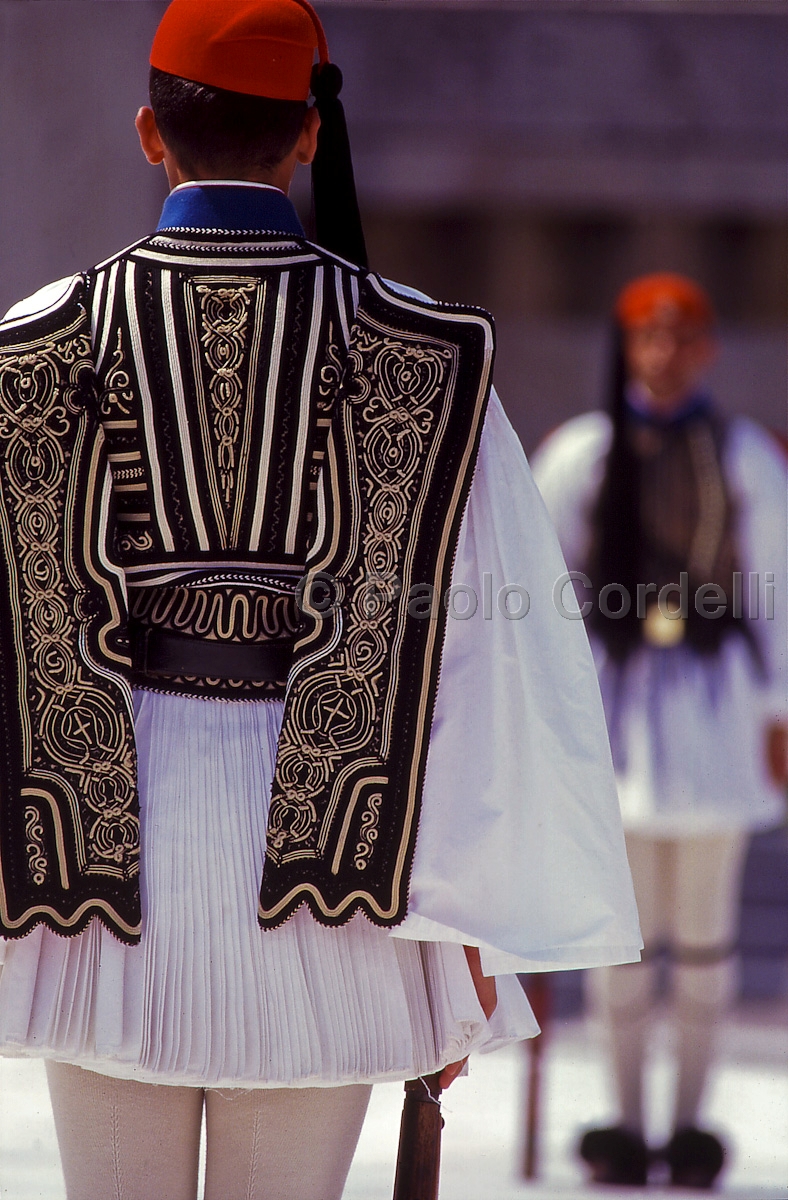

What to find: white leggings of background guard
left=590, top=829, right=748, bottom=1134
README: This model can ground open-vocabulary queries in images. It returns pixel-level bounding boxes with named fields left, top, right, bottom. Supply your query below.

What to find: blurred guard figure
left=0, top=2, right=641, bottom=1196
left=533, top=273, right=788, bottom=1188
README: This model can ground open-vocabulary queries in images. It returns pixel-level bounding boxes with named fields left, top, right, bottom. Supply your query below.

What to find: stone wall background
left=0, top=0, right=785, bottom=453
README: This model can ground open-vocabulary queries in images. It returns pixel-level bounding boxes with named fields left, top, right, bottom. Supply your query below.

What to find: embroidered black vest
left=586, top=398, right=749, bottom=660
left=0, top=231, right=493, bottom=942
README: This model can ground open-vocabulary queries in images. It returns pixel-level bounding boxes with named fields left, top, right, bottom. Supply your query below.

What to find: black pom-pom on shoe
left=578, top=1125, right=649, bottom=1186
left=661, top=1127, right=726, bottom=1189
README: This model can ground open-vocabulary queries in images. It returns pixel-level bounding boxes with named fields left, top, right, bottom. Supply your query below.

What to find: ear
left=135, top=106, right=166, bottom=166
left=295, top=105, right=321, bottom=166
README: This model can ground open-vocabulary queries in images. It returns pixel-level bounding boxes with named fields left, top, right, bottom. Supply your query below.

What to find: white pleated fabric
left=595, top=636, right=785, bottom=835
left=0, top=690, right=537, bottom=1088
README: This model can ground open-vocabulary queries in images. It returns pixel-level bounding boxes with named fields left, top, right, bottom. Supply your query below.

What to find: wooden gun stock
left=521, top=973, right=551, bottom=1180
left=392, top=1073, right=444, bottom=1200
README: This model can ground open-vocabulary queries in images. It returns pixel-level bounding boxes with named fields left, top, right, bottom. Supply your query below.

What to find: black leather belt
left=131, top=628, right=294, bottom=682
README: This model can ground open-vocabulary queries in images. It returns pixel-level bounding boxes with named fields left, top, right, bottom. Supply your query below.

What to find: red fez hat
left=615, top=273, right=715, bottom=329
left=151, top=0, right=328, bottom=102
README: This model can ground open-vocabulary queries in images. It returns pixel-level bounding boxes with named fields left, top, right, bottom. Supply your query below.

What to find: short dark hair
left=149, top=67, right=308, bottom=177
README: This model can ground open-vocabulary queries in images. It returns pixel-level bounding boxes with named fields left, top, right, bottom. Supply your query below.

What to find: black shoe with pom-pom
left=578, top=1125, right=649, bottom=1186
left=660, top=1127, right=726, bottom=1189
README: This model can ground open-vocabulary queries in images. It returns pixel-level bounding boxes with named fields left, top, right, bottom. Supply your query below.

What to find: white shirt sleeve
left=529, top=411, right=612, bottom=572
left=726, top=417, right=788, bottom=721
left=392, top=391, right=642, bottom=973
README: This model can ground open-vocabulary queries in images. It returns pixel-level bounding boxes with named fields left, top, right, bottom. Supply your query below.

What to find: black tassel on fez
left=310, top=62, right=368, bottom=268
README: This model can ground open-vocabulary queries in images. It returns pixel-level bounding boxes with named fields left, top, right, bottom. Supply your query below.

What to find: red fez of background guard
left=151, top=0, right=328, bottom=102
left=150, top=0, right=368, bottom=267
left=616, top=272, right=715, bottom=330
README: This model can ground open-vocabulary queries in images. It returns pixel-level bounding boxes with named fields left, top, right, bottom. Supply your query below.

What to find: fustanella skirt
left=0, top=691, right=537, bottom=1088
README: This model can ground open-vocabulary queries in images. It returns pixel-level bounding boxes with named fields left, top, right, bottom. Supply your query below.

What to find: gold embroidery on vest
left=353, top=791, right=382, bottom=870
left=99, top=328, right=135, bottom=418
left=686, top=422, right=728, bottom=581
left=186, top=278, right=261, bottom=548
left=23, top=806, right=47, bottom=885
left=0, top=329, right=139, bottom=879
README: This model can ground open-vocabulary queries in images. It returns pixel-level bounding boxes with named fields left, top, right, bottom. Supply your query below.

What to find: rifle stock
left=392, top=1073, right=444, bottom=1200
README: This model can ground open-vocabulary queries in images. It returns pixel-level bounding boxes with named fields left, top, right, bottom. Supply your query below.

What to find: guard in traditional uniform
left=533, top=273, right=787, bottom=1189
left=0, top=3, right=640, bottom=1195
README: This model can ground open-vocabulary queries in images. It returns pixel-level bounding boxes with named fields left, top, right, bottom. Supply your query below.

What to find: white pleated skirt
left=597, top=638, right=785, bottom=835
left=0, top=691, right=537, bottom=1088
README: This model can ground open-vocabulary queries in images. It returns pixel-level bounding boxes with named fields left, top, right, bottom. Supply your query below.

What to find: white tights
left=46, top=1061, right=371, bottom=1200
left=591, top=830, right=747, bottom=1135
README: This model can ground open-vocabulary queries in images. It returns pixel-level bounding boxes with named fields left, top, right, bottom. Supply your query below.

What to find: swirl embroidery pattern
left=0, top=301, right=139, bottom=938
left=189, top=278, right=259, bottom=547
left=24, top=806, right=47, bottom=886
left=354, top=792, right=382, bottom=871
left=100, top=328, right=135, bottom=419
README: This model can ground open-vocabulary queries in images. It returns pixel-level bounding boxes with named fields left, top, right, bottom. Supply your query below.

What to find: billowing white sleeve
left=726, top=418, right=788, bottom=721
left=392, top=392, right=642, bottom=974
left=528, top=410, right=611, bottom=572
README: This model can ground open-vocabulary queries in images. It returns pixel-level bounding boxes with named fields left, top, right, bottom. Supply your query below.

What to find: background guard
left=533, top=272, right=787, bottom=1189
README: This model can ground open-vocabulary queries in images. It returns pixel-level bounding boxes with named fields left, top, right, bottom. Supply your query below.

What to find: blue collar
left=157, top=183, right=305, bottom=237
left=625, top=386, right=713, bottom=428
